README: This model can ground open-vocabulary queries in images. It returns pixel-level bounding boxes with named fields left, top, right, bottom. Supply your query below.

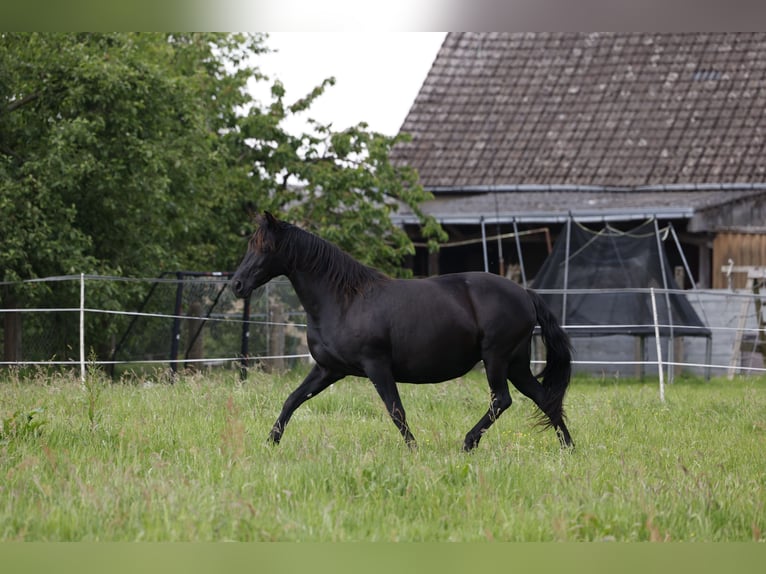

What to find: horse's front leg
left=269, top=364, right=343, bottom=444
left=365, top=361, right=417, bottom=449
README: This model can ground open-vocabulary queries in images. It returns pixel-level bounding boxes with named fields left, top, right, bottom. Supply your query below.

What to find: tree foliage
left=1, top=33, right=442, bottom=279
left=0, top=32, right=444, bottom=360
left=236, top=81, right=444, bottom=271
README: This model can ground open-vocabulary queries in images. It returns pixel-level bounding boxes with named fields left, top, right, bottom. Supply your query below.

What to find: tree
left=0, top=33, right=444, bottom=362
left=0, top=32, right=235, bottom=360
left=233, top=78, right=445, bottom=274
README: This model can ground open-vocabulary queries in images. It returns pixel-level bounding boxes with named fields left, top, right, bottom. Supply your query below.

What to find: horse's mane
left=251, top=219, right=389, bottom=298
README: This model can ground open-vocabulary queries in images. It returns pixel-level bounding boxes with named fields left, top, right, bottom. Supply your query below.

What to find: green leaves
left=1, top=33, right=444, bottom=361
left=2, top=32, right=443, bottom=282
left=235, top=104, right=444, bottom=276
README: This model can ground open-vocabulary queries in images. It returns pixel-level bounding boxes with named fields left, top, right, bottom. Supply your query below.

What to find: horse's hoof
left=268, top=432, right=281, bottom=445
left=462, top=438, right=479, bottom=452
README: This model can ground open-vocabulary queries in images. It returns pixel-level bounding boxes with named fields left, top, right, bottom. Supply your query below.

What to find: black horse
left=231, top=212, right=573, bottom=451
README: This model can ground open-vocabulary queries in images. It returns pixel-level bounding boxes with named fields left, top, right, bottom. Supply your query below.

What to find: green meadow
left=1, top=367, right=764, bottom=541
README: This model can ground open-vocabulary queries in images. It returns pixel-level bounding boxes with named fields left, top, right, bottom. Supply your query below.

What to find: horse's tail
left=526, top=288, right=572, bottom=429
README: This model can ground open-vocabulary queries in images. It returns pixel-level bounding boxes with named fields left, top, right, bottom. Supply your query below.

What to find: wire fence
left=1, top=275, right=764, bottom=392
left=0, top=273, right=309, bottom=380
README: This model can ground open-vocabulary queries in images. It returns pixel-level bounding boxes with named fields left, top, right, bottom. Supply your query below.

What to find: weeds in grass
left=0, top=407, right=46, bottom=443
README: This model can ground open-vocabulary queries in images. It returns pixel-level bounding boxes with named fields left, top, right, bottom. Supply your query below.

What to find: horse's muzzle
left=230, top=279, right=248, bottom=299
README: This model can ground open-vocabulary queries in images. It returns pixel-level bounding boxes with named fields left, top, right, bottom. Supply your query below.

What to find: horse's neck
left=287, top=269, right=342, bottom=322
left=284, top=233, right=376, bottom=320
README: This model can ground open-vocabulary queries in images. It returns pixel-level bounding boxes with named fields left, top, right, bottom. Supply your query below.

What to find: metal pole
left=512, top=218, right=527, bottom=287
left=654, top=218, right=674, bottom=383
left=480, top=216, right=489, bottom=273
left=562, top=215, right=572, bottom=326
left=651, top=287, right=666, bottom=403
left=496, top=223, right=505, bottom=276
left=80, top=273, right=86, bottom=383
left=668, top=221, right=712, bottom=329
left=169, top=272, right=184, bottom=379
left=667, top=222, right=697, bottom=290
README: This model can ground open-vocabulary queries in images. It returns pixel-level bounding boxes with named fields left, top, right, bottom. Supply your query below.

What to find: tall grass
left=1, top=367, right=764, bottom=541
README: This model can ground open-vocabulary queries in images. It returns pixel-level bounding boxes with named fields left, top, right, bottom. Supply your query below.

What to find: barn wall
left=713, top=232, right=766, bottom=289
left=689, top=193, right=766, bottom=233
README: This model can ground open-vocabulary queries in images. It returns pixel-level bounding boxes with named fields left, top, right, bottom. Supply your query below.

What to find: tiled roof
left=392, top=33, right=766, bottom=188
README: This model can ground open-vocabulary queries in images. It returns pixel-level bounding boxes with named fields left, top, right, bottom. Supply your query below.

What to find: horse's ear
left=263, top=211, right=279, bottom=227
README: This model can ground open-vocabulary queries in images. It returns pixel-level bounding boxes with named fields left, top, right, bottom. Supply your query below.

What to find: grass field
left=1, top=366, right=764, bottom=541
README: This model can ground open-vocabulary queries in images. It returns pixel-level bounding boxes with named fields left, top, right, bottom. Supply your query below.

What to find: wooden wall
left=713, top=231, right=766, bottom=289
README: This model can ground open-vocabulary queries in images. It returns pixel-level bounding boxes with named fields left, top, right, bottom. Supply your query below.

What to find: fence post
left=562, top=215, right=572, bottom=327
left=169, top=272, right=184, bottom=378
left=650, top=287, right=665, bottom=403
left=512, top=217, right=527, bottom=287
left=80, top=273, right=86, bottom=383
left=480, top=216, right=489, bottom=273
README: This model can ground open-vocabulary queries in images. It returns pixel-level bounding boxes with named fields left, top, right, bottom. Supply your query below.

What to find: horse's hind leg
left=508, top=357, right=573, bottom=448
left=463, top=359, right=512, bottom=451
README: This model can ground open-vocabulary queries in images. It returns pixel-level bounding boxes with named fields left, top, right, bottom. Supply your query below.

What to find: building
left=390, top=33, right=766, bottom=289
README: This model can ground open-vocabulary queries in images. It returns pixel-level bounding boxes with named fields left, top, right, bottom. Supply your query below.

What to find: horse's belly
left=390, top=327, right=480, bottom=383
left=393, top=358, right=479, bottom=384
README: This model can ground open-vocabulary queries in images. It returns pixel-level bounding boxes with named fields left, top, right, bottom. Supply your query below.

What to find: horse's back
left=428, top=272, right=534, bottom=317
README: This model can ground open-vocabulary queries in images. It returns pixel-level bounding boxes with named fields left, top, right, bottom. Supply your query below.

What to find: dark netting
left=531, top=220, right=711, bottom=337
left=110, top=273, right=248, bottom=375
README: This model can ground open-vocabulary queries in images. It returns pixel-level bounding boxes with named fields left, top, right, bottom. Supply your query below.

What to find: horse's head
left=230, top=211, right=288, bottom=298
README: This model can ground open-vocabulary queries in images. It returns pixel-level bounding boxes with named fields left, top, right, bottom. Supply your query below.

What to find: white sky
left=249, top=32, right=447, bottom=136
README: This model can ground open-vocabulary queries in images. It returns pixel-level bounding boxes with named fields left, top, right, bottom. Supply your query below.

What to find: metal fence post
left=651, top=287, right=665, bottom=403
left=80, top=273, right=86, bottom=383
left=169, top=272, right=184, bottom=379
